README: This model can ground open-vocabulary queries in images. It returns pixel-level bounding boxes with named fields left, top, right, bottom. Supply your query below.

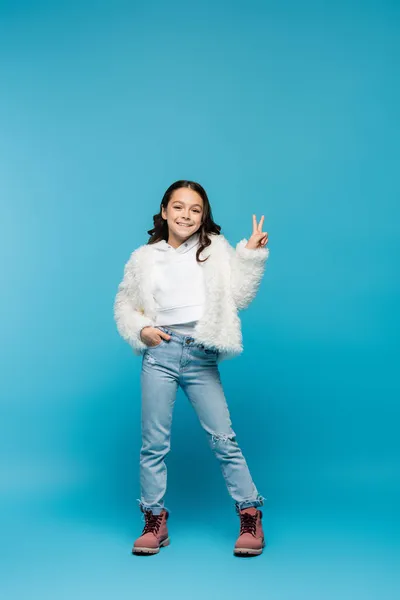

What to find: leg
left=180, top=348, right=264, bottom=511
left=139, top=348, right=179, bottom=515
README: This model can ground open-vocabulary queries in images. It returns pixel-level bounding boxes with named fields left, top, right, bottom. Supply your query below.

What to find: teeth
left=177, top=223, right=191, bottom=227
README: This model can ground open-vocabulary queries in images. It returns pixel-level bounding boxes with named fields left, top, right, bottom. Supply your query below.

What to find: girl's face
left=161, top=188, right=204, bottom=246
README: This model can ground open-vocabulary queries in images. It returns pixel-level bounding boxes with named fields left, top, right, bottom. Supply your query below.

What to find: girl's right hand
left=140, top=326, right=171, bottom=347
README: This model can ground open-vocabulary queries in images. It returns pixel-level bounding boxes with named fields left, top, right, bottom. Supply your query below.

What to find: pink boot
left=132, top=507, right=170, bottom=555
left=234, top=506, right=265, bottom=556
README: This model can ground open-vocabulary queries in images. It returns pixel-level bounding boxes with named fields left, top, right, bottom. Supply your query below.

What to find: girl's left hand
left=245, top=214, right=269, bottom=250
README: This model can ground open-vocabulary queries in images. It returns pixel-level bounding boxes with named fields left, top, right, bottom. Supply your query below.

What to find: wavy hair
left=146, top=180, right=221, bottom=263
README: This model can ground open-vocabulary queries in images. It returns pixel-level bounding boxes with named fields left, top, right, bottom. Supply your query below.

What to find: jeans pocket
left=198, top=343, right=218, bottom=356
left=149, top=338, right=165, bottom=348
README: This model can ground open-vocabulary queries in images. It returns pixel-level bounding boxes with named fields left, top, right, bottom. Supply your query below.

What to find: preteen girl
left=114, top=180, right=270, bottom=556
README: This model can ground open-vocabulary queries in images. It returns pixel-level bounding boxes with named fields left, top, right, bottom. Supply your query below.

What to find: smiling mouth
left=176, top=223, right=192, bottom=227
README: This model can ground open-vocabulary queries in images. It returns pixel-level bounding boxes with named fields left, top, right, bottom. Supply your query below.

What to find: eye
left=173, top=205, right=201, bottom=213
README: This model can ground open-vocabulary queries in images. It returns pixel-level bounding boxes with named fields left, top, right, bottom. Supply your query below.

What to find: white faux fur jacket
left=113, top=233, right=270, bottom=363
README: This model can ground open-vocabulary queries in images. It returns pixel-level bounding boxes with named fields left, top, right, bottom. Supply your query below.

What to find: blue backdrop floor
left=2, top=495, right=397, bottom=600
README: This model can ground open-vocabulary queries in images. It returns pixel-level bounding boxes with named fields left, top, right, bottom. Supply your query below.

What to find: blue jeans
left=138, top=326, right=265, bottom=515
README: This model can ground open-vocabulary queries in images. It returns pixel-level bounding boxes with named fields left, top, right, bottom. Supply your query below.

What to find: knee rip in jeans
left=211, top=432, right=236, bottom=447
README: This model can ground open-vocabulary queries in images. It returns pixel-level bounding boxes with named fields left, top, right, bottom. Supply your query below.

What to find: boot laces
left=239, top=512, right=257, bottom=536
left=142, top=509, right=163, bottom=535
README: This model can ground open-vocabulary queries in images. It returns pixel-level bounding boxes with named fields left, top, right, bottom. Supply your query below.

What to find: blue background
left=1, top=1, right=398, bottom=598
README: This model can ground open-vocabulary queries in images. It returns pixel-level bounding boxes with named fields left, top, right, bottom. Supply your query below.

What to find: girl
left=114, top=180, right=269, bottom=557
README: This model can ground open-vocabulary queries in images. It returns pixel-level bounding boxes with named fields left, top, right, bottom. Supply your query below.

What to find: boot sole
left=132, top=537, right=170, bottom=555
left=234, top=539, right=265, bottom=556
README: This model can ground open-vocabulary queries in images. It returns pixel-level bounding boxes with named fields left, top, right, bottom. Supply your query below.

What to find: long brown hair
left=147, top=180, right=221, bottom=263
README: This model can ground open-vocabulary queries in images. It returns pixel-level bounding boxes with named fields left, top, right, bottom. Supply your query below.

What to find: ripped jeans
left=138, top=326, right=264, bottom=515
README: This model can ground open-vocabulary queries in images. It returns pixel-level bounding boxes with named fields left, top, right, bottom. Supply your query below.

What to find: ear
left=161, top=206, right=166, bottom=220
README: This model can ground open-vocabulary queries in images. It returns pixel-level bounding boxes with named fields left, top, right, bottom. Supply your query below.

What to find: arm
left=113, top=249, right=155, bottom=354
left=225, top=237, right=270, bottom=311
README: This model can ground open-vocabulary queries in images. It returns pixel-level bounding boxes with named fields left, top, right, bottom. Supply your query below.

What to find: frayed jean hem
left=137, top=498, right=170, bottom=516
left=235, top=494, right=265, bottom=513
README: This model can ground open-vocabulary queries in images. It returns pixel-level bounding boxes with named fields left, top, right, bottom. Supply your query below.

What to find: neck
left=167, top=230, right=198, bottom=249
left=167, top=236, right=183, bottom=249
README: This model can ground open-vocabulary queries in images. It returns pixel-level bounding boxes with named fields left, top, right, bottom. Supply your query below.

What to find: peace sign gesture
left=245, top=214, right=269, bottom=250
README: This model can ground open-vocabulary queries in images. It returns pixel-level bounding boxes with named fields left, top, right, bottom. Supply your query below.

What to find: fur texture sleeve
left=113, top=249, right=155, bottom=353
left=223, top=237, right=270, bottom=310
